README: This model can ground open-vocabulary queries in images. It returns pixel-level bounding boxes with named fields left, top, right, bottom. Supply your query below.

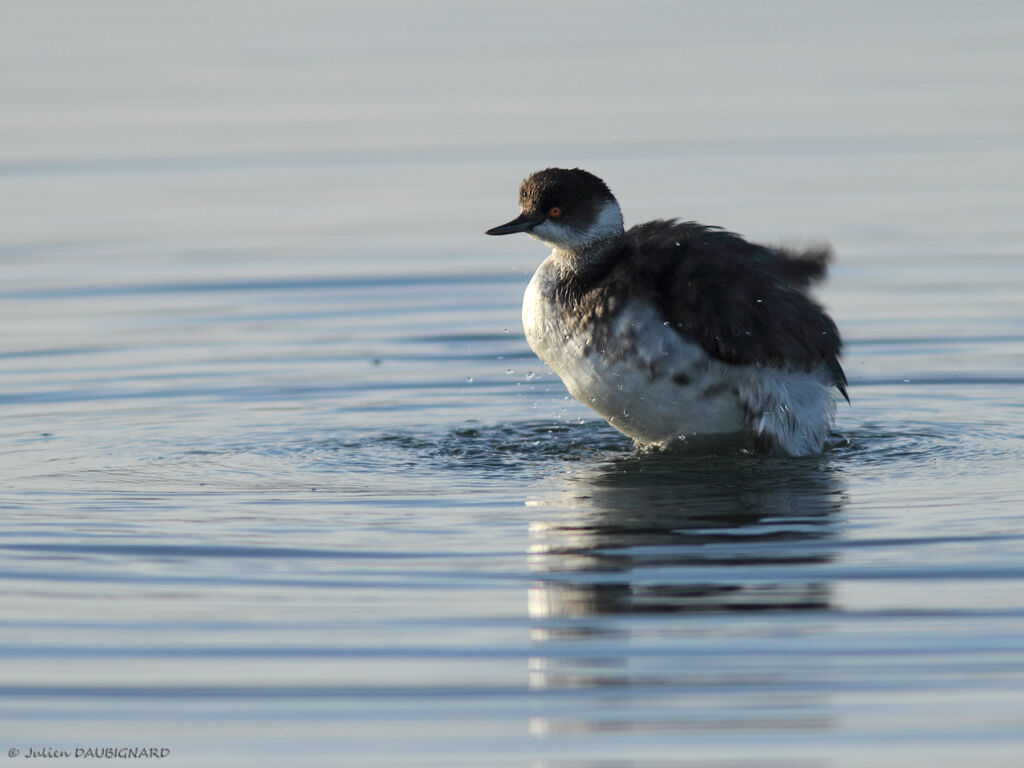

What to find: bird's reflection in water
left=525, top=450, right=845, bottom=740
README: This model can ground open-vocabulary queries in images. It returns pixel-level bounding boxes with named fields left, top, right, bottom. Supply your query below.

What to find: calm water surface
left=2, top=2, right=1023, bottom=766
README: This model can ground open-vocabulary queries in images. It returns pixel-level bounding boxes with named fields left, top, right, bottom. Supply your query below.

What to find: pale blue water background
left=2, top=2, right=1024, bottom=766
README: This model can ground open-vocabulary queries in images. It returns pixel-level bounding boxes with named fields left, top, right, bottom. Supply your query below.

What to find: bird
left=485, top=167, right=848, bottom=457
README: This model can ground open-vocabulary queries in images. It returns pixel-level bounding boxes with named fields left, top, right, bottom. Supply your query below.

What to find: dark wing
left=621, top=220, right=848, bottom=400
left=627, top=219, right=832, bottom=289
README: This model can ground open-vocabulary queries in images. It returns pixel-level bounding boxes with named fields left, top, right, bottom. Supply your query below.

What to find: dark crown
left=518, top=168, right=616, bottom=215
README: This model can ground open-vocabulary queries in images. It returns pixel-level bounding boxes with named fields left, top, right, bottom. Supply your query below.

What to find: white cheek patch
left=528, top=200, right=624, bottom=251
left=590, top=199, right=625, bottom=241
left=528, top=220, right=582, bottom=249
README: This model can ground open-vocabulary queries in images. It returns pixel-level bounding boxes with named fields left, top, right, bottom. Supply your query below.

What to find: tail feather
left=767, top=245, right=833, bottom=289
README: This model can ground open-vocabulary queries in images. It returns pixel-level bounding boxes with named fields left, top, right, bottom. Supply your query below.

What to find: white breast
left=522, top=254, right=838, bottom=455
left=522, top=258, right=746, bottom=446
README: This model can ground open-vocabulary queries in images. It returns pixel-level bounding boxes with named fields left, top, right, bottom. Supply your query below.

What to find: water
left=2, top=2, right=1024, bottom=766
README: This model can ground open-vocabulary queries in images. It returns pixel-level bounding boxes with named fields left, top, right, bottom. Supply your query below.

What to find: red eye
left=548, top=207, right=562, bottom=218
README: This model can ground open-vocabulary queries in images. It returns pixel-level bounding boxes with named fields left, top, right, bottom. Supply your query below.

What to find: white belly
left=522, top=270, right=746, bottom=446
left=521, top=261, right=837, bottom=455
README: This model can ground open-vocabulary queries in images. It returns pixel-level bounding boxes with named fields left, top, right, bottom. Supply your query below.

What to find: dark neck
left=551, top=234, right=624, bottom=301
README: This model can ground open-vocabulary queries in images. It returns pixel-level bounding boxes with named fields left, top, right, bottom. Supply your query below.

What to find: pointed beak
left=485, top=211, right=543, bottom=236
